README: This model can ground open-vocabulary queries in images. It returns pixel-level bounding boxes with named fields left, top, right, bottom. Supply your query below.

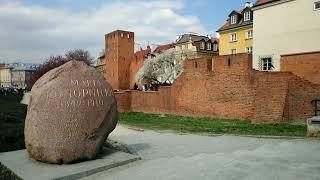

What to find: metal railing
left=311, top=99, right=320, bottom=116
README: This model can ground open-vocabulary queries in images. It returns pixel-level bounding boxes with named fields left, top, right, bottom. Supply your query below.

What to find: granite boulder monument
left=25, top=60, right=118, bottom=164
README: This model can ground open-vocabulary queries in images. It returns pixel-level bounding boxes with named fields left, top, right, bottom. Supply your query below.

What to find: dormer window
left=207, top=42, right=212, bottom=50
left=230, top=15, right=237, bottom=25
left=244, top=11, right=251, bottom=21
left=200, top=42, right=205, bottom=50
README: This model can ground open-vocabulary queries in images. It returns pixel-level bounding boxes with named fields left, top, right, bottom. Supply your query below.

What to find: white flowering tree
left=136, top=48, right=196, bottom=86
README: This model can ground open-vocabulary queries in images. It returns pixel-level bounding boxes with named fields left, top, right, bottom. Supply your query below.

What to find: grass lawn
left=0, top=94, right=27, bottom=153
left=120, top=112, right=307, bottom=137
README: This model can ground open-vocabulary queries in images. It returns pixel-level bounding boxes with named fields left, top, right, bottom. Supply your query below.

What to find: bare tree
left=31, top=49, right=94, bottom=87
left=65, top=49, right=93, bottom=65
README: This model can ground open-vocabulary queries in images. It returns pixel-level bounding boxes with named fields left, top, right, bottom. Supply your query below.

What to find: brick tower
left=104, top=30, right=134, bottom=90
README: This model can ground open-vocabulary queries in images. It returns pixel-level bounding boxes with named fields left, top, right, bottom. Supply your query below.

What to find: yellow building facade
left=219, top=27, right=253, bottom=55
left=217, top=3, right=254, bottom=56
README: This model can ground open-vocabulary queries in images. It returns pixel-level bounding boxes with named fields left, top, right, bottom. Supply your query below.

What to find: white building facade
left=0, top=63, right=38, bottom=89
left=0, top=66, right=12, bottom=87
left=252, top=0, right=320, bottom=71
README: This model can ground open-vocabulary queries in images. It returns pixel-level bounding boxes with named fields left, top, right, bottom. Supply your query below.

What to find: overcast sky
left=0, top=0, right=254, bottom=64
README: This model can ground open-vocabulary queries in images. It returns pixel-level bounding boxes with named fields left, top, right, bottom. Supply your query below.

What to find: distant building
left=252, top=0, right=320, bottom=71
left=95, top=54, right=106, bottom=74
left=10, top=63, right=38, bottom=89
left=217, top=2, right=254, bottom=55
left=152, top=43, right=175, bottom=56
left=0, top=62, right=38, bottom=89
left=175, top=33, right=219, bottom=57
left=0, top=65, right=12, bottom=88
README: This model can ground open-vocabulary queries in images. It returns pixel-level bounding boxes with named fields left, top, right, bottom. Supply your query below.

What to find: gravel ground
left=82, top=125, right=320, bottom=180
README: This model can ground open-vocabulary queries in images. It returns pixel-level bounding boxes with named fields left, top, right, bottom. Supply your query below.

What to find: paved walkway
left=83, top=125, right=320, bottom=180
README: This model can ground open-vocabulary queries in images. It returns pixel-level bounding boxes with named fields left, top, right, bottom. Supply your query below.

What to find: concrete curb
left=0, top=148, right=141, bottom=180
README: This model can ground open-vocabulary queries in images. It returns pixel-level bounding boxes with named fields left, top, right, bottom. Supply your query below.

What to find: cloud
left=0, top=0, right=207, bottom=63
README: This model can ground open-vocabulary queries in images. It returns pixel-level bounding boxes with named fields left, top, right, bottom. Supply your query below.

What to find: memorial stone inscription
left=25, top=61, right=118, bottom=164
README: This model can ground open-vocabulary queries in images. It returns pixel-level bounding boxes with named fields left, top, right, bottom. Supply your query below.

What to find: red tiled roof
left=135, top=46, right=151, bottom=58
left=217, top=5, right=253, bottom=32
left=0, top=64, right=5, bottom=68
left=153, top=43, right=175, bottom=54
left=254, top=0, right=279, bottom=6
left=211, top=38, right=219, bottom=43
left=218, top=22, right=231, bottom=32
left=217, top=16, right=250, bottom=32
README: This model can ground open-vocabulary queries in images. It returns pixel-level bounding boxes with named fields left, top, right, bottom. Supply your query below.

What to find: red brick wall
left=130, top=54, right=145, bottom=89
left=287, top=76, right=320, bottom=123
left=131, top=86, right=174, bottom=114
left=281, top=51, right=320, bottom=84
left=251, top=71, right=292, bottom=124
left=172, top=71, right=255, bottom=120
left=115, top=90, right=132, bottom=112
left=184, top=58, right=212, bottom=72
left=212, top=53, right=252, bottom=73
left=115, top=55, right=320, bottom=124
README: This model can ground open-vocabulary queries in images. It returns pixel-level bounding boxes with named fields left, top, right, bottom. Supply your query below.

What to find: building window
left=315, top=1, right=320, bottom=10
left=121, top=33, right=124, bottom=37
left=127, top=34, right=130, bottom=38
left=246, top=47, right=253, bottom=54
left=200, top=42, right=205, bottom=50
left=261, top=57, right=274, bottom=71
left=230, top=15, right=237, bottom=25
left=247, top=30, right=253, bottom=39
left=195, top=62, right=198, bottom=68
left=231, top=49, right=237, bottom=55
left=213, top=43, right=218, bottom=51
left=230, top=33, right=237, bottom=42
left=244, top=11, right=251, bottom=21
left=207, top=42, right=212, bottom=50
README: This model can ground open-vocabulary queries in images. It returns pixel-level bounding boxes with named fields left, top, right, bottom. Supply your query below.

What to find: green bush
left=0, top=94, right=27, bottom=152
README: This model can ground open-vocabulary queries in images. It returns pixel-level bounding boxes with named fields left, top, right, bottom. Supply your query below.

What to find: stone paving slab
left=82, top=125, right=320, bottom=180
left=0, top=147, right=141, bottom=180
